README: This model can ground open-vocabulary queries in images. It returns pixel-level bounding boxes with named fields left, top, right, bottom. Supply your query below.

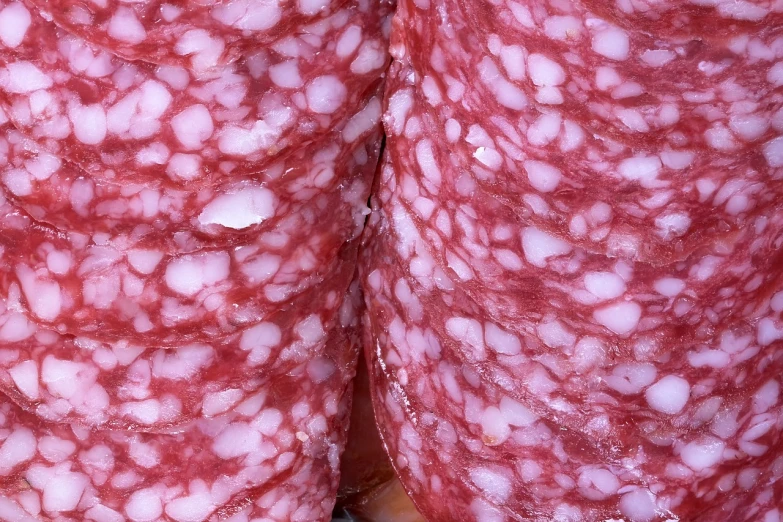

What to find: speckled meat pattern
left=0, top=0, right=390, bottom=516
left=0, top=0, right=389, bottom=187
left=361, top=1, right=783, bottom=521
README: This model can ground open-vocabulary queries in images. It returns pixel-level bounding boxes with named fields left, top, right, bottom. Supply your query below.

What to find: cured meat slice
left=583, top=0, right=783, bottom=37
left=23, top=0, right=350, bottom=70
left=0, top=0, right=390, bottom=186
left=0, top=121, right=381, bottom=244
left=362, top=8, right=783, bottom=520
left=395, top=0, right=782, bottom=146
left=383, top=46, right=783, bottom=264
left=381, top=62, right=783, bottom=350
left=0, top=245, right=356, bottom=429
left=361, top=182, right=783, bottom=521
left=0, top=298, right=361, bottom=522
left=0, top=190, right=367, bottom=342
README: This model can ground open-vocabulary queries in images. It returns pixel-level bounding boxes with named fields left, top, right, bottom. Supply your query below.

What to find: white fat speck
left=108, top=7, right=146, bottom=44
left=640, top=49, right=675, bottom=67
left=416, top=139, right=441, bottom=186
left=655, top=212, right=692, bottom=239
left=127, top=249, right=164, bottom=275
left=164, top=491, right=214, bottom=522
left=593, top=301, right=641, bottom=335
left=537, top=319, right=575, bottom=349
left=521, top=227, right=571, bottom=268
left=654, top=277, right=685, bottom=297
left=764, top=136, right=783, bottom=168
left=753, top=380, right=780, bottom=414
left=499, top=45, right=526, bottom=81
left=474, top=147, right=503, bottom=170
left=3, top=61, right=52, bottom=93
left=681, top=437, right=725, bottom=471
left=125, top=488, right=163, bottom=522
left=268, top=60, right=303, bottom=89
left=306, top=75, right=347, bottom=114
left=543, top=15, right=582, bottom=40
left=758, top=317, right=783, bottom=346
left=198, top=186, right=274, bottom=229
left=604, top=363, right=657, bottom=395
left=500, top=396, right=537, bottom=426
left=484, top=322, right=521, bottom=355
left=527, top=112, right=561, bottom=146
left=8, top=360, right=39, bottom=399
left=212, top=0, right=281, bottom=30
left=524, top=160, right=561, bottom=192
left=0, top=2, right=31, bottom=48
left=298, top=0, right=329, bottom=15
left=480, top=406, right=511, bottom=445
left=202, top=388, right=243, bottom=417
left=170, top=105, right=214, bottom=149
left=212, top=422, right=261, bottom=459
left=768, top=62, right=783, bottom=87
left=592, top=25, right=629, bottom=60
left=584, top=271, right=625, bottom=300
left=619, top=489, right=658, bottom=522
left=618, top=155, right=661, bottom=186
left=528, top=54, right=565, bottom=86
left=164, top=252, right=230, bottom=297
left=470, top=467, right=512, bottom=502
left=43, top=472, right=89, bottom=512
left=69, top=103, right=107, bottom=145
left=445, top=317, right=485, bottom=360
left=729, top=114, right=770, bottom=142
left=577, top=467, right=620, bottom=500
left=15, top=264, right=61, bottom=321
left=645, top=375, right=690, bottom=414
left=0, top=427, right=36, bottom=471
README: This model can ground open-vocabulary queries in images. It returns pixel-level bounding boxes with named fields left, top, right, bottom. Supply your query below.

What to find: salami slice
left=0, top=120, right=381, bottom=245
left=383, top=38, right=783, bottom=264
left=396, top=0, right=782, bottom=146
left=583, top=0, right=783, bottom=37
left=0, top=0, right=390, bottom=187
left=23, top=0, right=351, bottom=70
left=362, top=8, right=783, bottom=520
left=0, top=303, right=360, bottom=522
left=0, top=244, right=356, bottom=430
left=362, top=181, right=783, bottom=521
left=0, top=187, right=369, bottom=342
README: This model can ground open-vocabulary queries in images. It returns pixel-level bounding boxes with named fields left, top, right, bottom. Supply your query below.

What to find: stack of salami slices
left=362, top=0, right=783, bottom=520
left=0, top=0, right=391, bottom=518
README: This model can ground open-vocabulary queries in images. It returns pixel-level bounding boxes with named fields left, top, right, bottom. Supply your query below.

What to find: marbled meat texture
left=361, top=0, right=783, bottom=521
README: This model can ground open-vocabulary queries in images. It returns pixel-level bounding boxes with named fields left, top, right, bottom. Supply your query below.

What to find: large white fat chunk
left=152, top=344, right=214, bottom=380
left=645, top=374, right=691, bottom=414
left=198, top=186, right=274, bottom=229
left=43, top=471, right=90, bottom=512
left=593, top=301, right=641, bottom=335
left=107, top=7, right=147, bottom=44
left=0, top=2, right=31, bottom=48
left=521, top=226, right=571, bottom=268
left=680, top=437, right=725, bottom=471
left=165, top=251, right=230, bottom=297
left=0, top=427, right=36, bottom=471
left=584, top=271, right=626, bottom=300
